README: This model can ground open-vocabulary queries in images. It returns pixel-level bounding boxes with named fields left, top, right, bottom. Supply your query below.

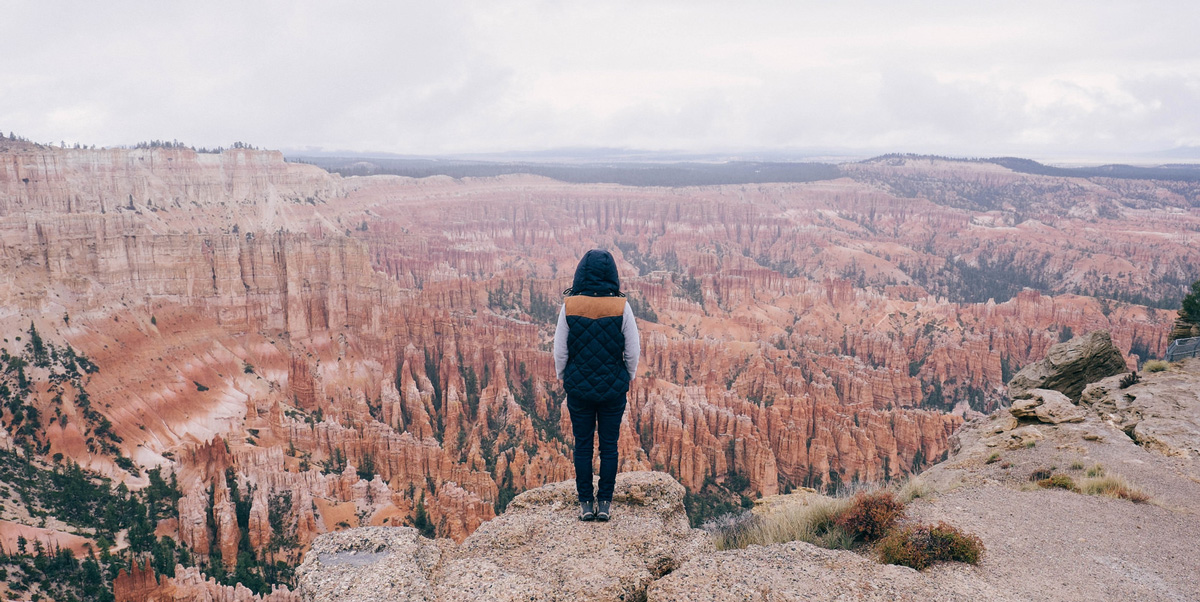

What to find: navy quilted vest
left=563, top=295, right=629, bottom=402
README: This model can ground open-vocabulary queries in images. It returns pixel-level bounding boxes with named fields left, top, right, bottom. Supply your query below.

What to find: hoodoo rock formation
left=0, top=144, right=1196, bottom=599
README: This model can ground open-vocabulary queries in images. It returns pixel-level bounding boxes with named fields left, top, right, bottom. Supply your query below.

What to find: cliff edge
left=296, top=472, right=711, bottom=602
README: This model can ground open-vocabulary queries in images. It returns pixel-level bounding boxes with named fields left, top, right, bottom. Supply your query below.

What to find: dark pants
left=567, top=394, right=626, bottom=503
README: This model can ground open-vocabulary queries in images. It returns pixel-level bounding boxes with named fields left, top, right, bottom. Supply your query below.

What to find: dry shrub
left=835, top=491, right=905, bottom=543
left=704, top=511, right=761, bottom=551
left=1028, top=468, right=1053, bottom=482
left=877, top=522, right=985, bottom=570
left=1037, top=474, right=1078, bottom=491
left=1086, top=464, right=1105, bottom=478
left=1080, top=474, right=1150, bottom=503
left=1119, top=371, right=1140, bottom=389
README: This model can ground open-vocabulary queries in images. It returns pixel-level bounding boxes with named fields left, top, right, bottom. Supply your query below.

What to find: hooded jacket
left=553, top=250, right=640, bottom=402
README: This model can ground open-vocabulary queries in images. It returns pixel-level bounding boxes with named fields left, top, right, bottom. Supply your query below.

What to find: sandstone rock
left=435, top=471, right=712, bottom=602
left=296, top=472, right=712, bottom=602
left=1002, top=425, right=1044, bottom=449
left=1007, top=330, right=1129, bottom=401
left=646, top=541, right=1017, bottom=602
left=295, top=527, right=445, bottom=602
left=1009, top=389, right=1085, bottom=424
left=1079, top=359, right=1200, bottom=458
left=1168, top=313, right=1200, bottom=342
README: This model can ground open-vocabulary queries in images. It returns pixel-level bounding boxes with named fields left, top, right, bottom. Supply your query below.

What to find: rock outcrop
left=908, top=359, right=1200, bottom=601
left=1168, top=313, right=1200, bottom=342
left=294, top=528, right=446, bottom=602
left=1007, top=330, right=1129, bottom=401
left=1080, top=358, right=1200, bottom=458
left=296, top=472, right=712, bottom=601
left=1009, top=389, right=1086, bottom=424
left=646, top=541, right=1018, bottom=602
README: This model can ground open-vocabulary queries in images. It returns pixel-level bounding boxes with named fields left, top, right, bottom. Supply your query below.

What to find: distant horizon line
left=278, top=146, right=1200, bottom=168
left=6, top=132, right=1200, bottom=167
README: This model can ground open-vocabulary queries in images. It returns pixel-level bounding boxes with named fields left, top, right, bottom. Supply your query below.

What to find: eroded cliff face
left=0, top=146, right=1194, bottom=599
left=0, top=145, right=340, bottom=217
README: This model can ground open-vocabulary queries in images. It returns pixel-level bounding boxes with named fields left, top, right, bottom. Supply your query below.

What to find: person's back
left=553, top=249, right=640, bottom=521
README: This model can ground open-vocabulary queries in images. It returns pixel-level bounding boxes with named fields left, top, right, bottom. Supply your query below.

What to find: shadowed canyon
left=0, top=138, right=1197, bottom=600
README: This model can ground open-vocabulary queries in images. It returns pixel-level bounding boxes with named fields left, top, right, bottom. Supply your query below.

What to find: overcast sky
left=2, top=1, right=1199, bottom=158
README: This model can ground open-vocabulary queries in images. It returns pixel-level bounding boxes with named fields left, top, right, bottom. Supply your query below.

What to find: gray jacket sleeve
left=553, top=305, right=569, bottom=381
left=623, top=301, right=640, bottom=380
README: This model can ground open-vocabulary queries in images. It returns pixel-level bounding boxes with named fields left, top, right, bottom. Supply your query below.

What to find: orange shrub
left=834, top=490, right=905, bottom=542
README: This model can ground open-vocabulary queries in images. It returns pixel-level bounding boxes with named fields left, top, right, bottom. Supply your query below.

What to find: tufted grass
left=1143, top=360, right=1168, bottom=373
left=1080, top=473, right=1151, bottom=503
left=708, top=487, right=918, bottom=551
left=896, top=478, right=933, bottom=504
left=706, top=495, right=852, bottom=551
left=1037, top=474, right=1078, bottom=492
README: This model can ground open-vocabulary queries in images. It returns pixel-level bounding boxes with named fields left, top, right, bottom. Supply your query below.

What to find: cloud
left=1, top=0, right=1198, bottom=157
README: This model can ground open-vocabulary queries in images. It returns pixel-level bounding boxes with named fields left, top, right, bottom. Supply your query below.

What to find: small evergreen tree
left=1182, top=279, right=1200, bottom=324
left=1171, top=279, right=1200, bottom=342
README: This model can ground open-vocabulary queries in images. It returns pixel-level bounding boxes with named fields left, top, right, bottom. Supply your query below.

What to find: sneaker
left=595, top=500, right=611, bottom=522
left=578, top=500, right=595, bottom=521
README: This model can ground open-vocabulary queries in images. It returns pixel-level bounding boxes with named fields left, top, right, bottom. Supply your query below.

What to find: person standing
left=553, top=249, right=640, bottom=522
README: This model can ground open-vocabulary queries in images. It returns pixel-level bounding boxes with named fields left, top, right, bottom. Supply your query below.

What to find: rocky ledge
left=296, top=472, right=711, bottom=601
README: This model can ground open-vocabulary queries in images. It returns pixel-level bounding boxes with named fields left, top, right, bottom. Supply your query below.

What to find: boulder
left=434, top=471, right=712, bottom=602
left=1080, top=359, right=1200, bottom=458
left=646, top=541, right=1018, bottom=602
left=1168, top=314, right=1200, bottom=342
left=295, top=527, right=447, bottom=602
left=1009, top=389, right=1085, bottom=424
left=296, top=472, right=713, bottom=602
left=1001, top=425, right=1045, bottom=450
left=1007, top=330, right=1128, bottom=401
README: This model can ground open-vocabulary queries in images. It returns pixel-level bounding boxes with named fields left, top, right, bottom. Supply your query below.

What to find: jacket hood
left=569, top=249, right=621, bottom=296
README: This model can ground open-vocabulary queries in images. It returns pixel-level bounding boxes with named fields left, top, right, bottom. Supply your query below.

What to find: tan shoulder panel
left=564, top=296, right=626, bottom=320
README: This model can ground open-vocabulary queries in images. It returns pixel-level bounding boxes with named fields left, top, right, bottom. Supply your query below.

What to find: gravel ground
left=910, top=380, right=1200, bottom=602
